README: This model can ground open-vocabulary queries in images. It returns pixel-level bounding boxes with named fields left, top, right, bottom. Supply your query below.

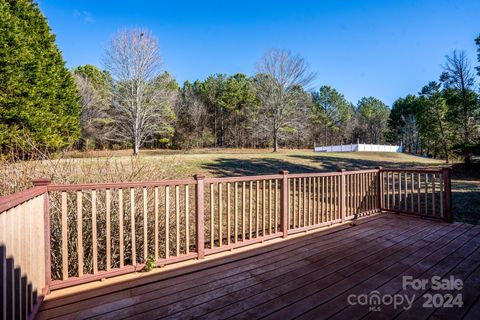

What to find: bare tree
left=255, top=49, right=316, bottom=152
left=73, top=73, right=113, bottom=149
left=103, top=29, right=173, bottom=155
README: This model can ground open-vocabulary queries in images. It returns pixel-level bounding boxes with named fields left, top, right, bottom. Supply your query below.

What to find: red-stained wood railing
left=202, top=174, right=284, bottom=255
left=46, top=179, right=198, bottom=290
left=379, top=167, right=452, bottom=222
left=0, top=167, right=453, bottom=313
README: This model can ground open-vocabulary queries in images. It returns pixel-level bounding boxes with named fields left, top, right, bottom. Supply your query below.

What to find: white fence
left=314, top=143, right=402, bottom=153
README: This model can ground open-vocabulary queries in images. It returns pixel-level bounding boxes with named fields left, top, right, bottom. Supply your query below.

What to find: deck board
left=37, top=214, right=480, bottom=320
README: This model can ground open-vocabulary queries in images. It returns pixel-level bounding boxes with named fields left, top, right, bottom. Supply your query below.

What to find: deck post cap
left=337, top=169, right=346, bottom=172
left=32, top=178, right=51, bottom=186
left=279, top=170, right=289, bottom=175
left=193, top=174, right=206, bottom=180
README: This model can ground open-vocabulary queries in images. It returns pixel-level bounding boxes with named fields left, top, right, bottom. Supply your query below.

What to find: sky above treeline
left=37, top=0, right=479, bottom=106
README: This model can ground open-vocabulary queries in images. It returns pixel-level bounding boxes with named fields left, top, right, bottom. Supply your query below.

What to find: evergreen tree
left=0, top=0, right=79, bottom=154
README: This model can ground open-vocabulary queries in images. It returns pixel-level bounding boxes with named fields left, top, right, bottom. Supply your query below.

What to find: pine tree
left=0, top=0, right=79, bottom=154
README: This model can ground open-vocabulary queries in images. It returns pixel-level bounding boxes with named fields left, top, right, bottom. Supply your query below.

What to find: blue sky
left=37, top=0, right=479, bottom=105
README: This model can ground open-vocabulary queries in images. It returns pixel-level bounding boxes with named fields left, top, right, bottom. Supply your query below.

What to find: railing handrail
left=0, top=185, right=47, bottom=213
left=47, top=179, right=196, bottom=191
left=380, top=168, right=443, bottom=173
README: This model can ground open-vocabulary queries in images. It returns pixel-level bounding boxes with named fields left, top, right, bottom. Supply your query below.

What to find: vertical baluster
left=106, top=189, right=111, bottom=270
left=404, top=172, right=408, bottom=211
left=312, top=177, right=316, bottom=224
left=249, top=181, right=253, bottom=239
left=367, top=173, right=371, bottom=211
left=227, top=183, right=231, bottom=245
left=364, top=173, right=367, bottom=211
left=210, top=183, right=214, bottom=248
left=321, top=176, right=325, bottom=222
left=77, top=191, right=83, bottom=277
left=357, top=174, right=361, bottom=212
left=432, top=174, right=436, bottom=217
left=349, top=175, right=353, bottom=214
left=234, top=182, right=238, bottom=242
left=164, top=186, right=169, bottom=259
left=398, top=172, right=402, bottom=209
left=218, top=183, right=222, bottom=247
left=275, top=179, right=278, bottom=232
left=386, top=172, right=390, bottom=209
left=154, top=187, right=158, bottom=261
left=368, top=172, right=375, bottom=211
left=308, top=177, right=313, bottom=226
left=352, top=174, right=356, bottom=213
left=298, top=178, right=302, bottom=227
left=370, top=173, right=374, bottom=210
left=61, top=192, right=68, bottom=280
left=185, top=185, right=189, bottom=254
left=334, top=175, right=338, bottom=219
left=130, top=188, right=136, bottom=264
left=317, top=177, right=321, bottom=223
left=410, top=173, right=414, bottom=213
left=142, top=188, right=147, bottom=261
left=417, top=173, right=421, bottom=214
left=392, top=173, right=396, bottom=209
left=242, top=181, right=246, bottom=239
left=440, top=173, right=444, bottom=219
left=268, top=180, right=272, bottom=233
left=424, top=174, right=429, bottom=215
left=119, top=189, right=124, bottom=268
left=262, top=180, right=266, bottom=235
left=256, top=181, right=259, bottom=237
left=326, top=176, right=332, bottom=221
left=175, top=185, right=180, bottom=256
left=347, top=175, right=351, bottom=216
left=91, top=190, right=98, bottom=274
left=303, top=178, right=307, bottom=226
left=352, top=175, right=355, bottom=215
left=293, top=178, right=297, bottom=227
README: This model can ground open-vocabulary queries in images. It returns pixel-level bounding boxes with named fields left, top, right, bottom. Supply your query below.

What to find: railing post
left=32, top=178, right=51, bottom=294
left=279, top=170, right=289, bottom=238
left=376, top=167, right=383, bottom=210
left=441, top=167, right=452, bottom=223
left=338, top=170, right=346, bottom=223
left=194, top=174, right=205, bottom=259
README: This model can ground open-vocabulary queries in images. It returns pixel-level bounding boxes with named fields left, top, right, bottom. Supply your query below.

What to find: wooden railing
left=0, top=167, right=452, bottom=319
left=379, top=168, right=452, bottom=222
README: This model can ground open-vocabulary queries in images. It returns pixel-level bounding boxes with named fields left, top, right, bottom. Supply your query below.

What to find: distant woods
left=1, top=2, right=479, bottom=162
left=69, top=38, right=394, bottom=154
left=389, top=49, right=480, bottom=164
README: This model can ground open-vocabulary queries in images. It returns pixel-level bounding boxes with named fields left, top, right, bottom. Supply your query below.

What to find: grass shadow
left=200, top=157, right=320, bottom=177
left=288, top=154, right=441, bottom=171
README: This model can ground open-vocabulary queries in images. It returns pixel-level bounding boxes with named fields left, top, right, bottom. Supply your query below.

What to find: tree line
left=1, top=1, right=479, bottom=163
left=61, top=29, right=394, bottom=154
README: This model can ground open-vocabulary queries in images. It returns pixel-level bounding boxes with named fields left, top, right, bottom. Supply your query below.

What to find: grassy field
left=3, top=148, right=479, bottom=224
left=66, top=148, right=445, bottom=177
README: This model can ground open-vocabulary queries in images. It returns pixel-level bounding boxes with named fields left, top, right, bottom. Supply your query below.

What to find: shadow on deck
left=37, top=214, right=480, bottom=320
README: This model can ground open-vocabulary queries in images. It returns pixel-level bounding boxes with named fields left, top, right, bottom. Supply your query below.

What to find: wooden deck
left=37, top=213, right=480, bottom=320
